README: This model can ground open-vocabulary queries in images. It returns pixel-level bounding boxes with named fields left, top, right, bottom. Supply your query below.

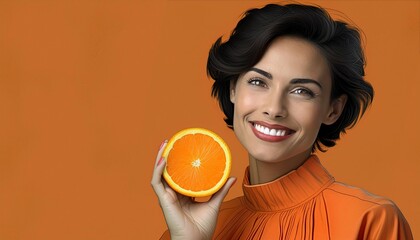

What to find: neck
left=248, top=150, right=312, bottom=185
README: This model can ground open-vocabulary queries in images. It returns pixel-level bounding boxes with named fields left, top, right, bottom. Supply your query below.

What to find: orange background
left=0, top=1, right=419, bottom=239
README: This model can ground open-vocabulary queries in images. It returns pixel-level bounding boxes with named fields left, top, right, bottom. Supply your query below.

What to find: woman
left=151, top=3, right=413, bottom=239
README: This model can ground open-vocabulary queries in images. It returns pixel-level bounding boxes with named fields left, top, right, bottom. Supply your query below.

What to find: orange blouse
left=160, top=155, right=413, bottom=239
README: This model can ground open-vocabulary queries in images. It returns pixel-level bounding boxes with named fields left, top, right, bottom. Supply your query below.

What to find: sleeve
left=358, top=202, right=413, bottom=240
left=159, top=230, right=170, bottom=240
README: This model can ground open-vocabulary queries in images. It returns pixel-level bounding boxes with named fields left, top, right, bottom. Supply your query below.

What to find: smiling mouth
left=250, top=121, right=295, bottom=142
left=254, top=123, right=287, bottom=136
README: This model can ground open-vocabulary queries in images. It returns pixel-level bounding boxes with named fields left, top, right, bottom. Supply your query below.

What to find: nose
left=263, top=90, right=288, bottom=119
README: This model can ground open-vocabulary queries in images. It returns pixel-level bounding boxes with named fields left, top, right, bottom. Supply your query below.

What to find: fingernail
left=232, top=178, right=237, bottom=185
left=159, top=140, right=168, bottom=150
left=157, top=157, right=165, bottom=166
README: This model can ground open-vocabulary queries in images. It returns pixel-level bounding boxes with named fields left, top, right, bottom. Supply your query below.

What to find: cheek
left=234, top=90, right=260, bottom=116
left=290, top=102, right=325, bottom=128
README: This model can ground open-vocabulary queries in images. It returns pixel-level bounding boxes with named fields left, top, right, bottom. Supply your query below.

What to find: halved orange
left=162, top=128, right=231, bottom=197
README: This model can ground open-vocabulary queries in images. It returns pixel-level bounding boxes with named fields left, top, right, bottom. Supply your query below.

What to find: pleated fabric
left=160, top=155, right=413, bottom=240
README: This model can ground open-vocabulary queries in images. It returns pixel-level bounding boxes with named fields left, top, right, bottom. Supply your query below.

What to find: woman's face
left=230, top=36, right=344, bottom=163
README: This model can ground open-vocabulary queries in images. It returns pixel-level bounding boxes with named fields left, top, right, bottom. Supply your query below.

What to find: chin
left=248, top=146, right=312, bottom=164
left=248, top=147, right=287, bottom=163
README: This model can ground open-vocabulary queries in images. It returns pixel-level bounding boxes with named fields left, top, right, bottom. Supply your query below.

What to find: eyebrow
left=290, top=78, right=323, bottom=89
left=249, top=67, right=323, bottom=89
left=250, top=67, right=272, bottom=79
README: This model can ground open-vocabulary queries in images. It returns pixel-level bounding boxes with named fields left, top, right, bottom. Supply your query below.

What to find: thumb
left=208, top=177, right=237, bottom=209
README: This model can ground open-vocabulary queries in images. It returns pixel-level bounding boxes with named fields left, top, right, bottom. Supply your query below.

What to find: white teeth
left=264, top=127, right=269, bottom=134
left=269, top=129, right=276, bottom=135
left=254, top=123, right=287, bottom=137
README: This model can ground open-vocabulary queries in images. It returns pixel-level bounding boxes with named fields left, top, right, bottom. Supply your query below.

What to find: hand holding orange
left=162, top=128, right=232, bottom=197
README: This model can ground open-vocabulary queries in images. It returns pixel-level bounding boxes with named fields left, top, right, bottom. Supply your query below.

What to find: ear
left=230, top=80, right=236, bottom=104
left=323, top=94, right=348, bottom=125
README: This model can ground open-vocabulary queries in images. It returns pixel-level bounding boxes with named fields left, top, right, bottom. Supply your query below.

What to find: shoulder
left=324, top=181, right=405, bottom=219
left=323, top=181, right=413, bottom=239
left=325, top=181, right=394, bottom=207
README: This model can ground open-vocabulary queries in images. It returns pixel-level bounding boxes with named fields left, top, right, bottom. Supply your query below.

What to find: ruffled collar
left=242, top=155, right=334, bottom=211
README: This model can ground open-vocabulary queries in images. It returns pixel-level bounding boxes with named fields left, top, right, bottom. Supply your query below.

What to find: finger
left=151, top=140, right=168, bottom=196
left=154, top=140, right=168, bottom=168
left=151, top=158, right=167, bottom=196
left=161, top=179, right=192, bottom=207
left=162, top=177, right=178, bottom=200
left=208, top=177, right=237, bottom=209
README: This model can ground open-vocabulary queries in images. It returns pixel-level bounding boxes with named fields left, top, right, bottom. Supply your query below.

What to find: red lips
left=250, top=121, right=295, bottom=142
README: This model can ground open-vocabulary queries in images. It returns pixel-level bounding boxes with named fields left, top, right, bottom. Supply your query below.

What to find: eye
left=248, top=78, right=267, bottom=88
left=291, top=88, right=315, bottom=98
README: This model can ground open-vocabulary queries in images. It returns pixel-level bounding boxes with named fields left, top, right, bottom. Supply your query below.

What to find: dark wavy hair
left=207, top=3, right=374, bottom=152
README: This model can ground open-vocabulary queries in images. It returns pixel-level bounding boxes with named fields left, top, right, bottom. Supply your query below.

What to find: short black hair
left=207, top=3, right=374, bottom=152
